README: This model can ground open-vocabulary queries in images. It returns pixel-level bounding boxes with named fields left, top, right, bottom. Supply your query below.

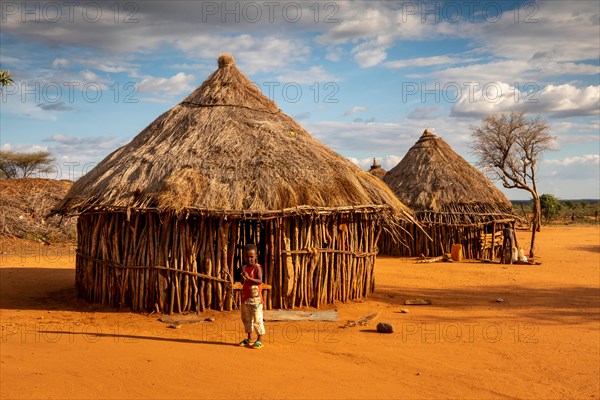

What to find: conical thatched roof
left=54, top=55, right=412, bottom=220
left=383, top=129, right=514, bottom=224
left=368, top=158, right=387, bottom=179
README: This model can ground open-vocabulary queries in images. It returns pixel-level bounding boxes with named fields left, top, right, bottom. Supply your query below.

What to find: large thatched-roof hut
left=53, top=55, right=414, bottom=313
left=380, top=129, right=516, bottom=258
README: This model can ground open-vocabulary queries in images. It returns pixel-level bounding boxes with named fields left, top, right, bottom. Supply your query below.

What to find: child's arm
left=242, top=265, right=263, bottom=285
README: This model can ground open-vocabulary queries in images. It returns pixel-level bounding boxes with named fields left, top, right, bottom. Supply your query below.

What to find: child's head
left=244, top=244, right=258, bottom=266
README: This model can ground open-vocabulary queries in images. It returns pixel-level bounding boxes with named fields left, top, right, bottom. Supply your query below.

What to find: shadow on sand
left=0, top=268, right=163, bottom=314
left=41, top=330, right=239, bottom=347
left=570, top=245, right=600, bottom=253
left=2, top=267, right=599, bottom=325
left=372, top=283, right=600, bottom=324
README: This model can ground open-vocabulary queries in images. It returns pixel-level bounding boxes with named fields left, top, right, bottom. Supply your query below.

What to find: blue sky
left=1, top=0, right=599, bottom=200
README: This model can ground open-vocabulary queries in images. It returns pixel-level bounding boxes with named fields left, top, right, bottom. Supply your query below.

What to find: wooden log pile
left=479, top=231, right=503, bottom=252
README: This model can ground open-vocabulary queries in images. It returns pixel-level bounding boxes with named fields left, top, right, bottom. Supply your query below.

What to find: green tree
left=540, top=194, right=562, bottom=223
left=471, top=111, right=555, bottom=257
left=0, top=69, right=13, bottom=89
left=563, top=200, right=574, bottom=209
left=0, top=150, right=56, bottom=179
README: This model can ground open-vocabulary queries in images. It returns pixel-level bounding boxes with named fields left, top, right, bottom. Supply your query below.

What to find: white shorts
left=241, top=303, right=265, bottom=335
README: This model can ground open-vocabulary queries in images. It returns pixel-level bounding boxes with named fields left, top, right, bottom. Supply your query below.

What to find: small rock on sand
left=376, top=322, right=394, bottom=333
left=400, top=308, right=409, bottom=313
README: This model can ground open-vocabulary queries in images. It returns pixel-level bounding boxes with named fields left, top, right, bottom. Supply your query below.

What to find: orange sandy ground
left=1, top=225, right=599, bottom=399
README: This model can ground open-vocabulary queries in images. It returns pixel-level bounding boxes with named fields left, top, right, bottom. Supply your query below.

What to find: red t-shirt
left=241, top=264, right=263, bottom=303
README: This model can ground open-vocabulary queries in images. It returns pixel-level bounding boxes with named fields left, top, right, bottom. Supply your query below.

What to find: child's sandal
left=239, top=339, right=250, bottom=347
left=252, top=341, right=263, bottom=349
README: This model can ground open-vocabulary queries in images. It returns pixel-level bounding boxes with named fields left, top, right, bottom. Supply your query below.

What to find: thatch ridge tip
left=422, top=128, right=435, bottom=137
left=218, top=54, right=235, bottom=68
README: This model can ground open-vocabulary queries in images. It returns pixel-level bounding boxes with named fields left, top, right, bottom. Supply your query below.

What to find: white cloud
left=1, top=143, right=48, bottom=152
left=422, top=58, right=599, bottom=86
left=0, top=94, right=59, bottom=120
left=2, top=5, right=314, bottom=74
left=95, top=64, right=133, bottom=74
left=325, top=47, right=344, bottom=62
left=451, top=82, right=600, bottom=119
left=276, top=66, right=339, bottom=84
left=35, top=134, right=131, bottom=179
left=424, top=60, right=532, bottom=83
left=69, top=58, right=141, bottom=77
left=304, top=118, right=475, bottom=160
left=350, top=36, right=391, bottom=68
left=343, top=106, right=368, bottom=116
left=3, top=0, right=598, bottom=75
left=138, top=72, right=196, bottom=96
left=532, top=84, right=600, bottom=118
left=469, top=1, right=600, bottom=64
left=540, top=154, right=600, bottom=198
left=316, top=4, right=463, bottom=68
left=545, top=154, right=599, bottom=167
left=384, top=55, right=479, bottom=69
left=81, top=70, right=100, bottom=81
left=173, top=34, right=310, bottom=74
left=319, top=1, right=600, bottom=71
left=316, top=7, right=394, bottom=45
left=0, top=71, right=110, bottom=118
left=551, top=120, right=600, bottom=146
left=52, top=58, right=69, bottom=68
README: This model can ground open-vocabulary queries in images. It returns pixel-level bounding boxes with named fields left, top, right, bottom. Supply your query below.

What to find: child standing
left=239, top=244, right=265, bottom=349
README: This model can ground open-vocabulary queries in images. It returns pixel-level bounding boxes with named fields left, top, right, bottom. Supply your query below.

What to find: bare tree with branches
left=471, top=111, right=555, bottom=257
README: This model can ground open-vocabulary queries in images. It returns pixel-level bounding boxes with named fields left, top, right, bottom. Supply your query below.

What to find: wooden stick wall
left=75, top=211, right=382, bottom=313
left=379, top=221, right=506, bottom=259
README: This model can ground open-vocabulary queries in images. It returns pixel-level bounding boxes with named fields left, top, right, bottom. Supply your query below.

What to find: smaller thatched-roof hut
left=381, top=129, right=517, bottom=258
left=368, top=158, right=387, bottom=179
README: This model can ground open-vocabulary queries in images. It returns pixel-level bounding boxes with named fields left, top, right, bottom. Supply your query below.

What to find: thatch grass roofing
left=383, top=129, right=514, bottom=224
left=54, top=55, right=412, bottom=220
left=368, top=158, right=387, bottom=179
